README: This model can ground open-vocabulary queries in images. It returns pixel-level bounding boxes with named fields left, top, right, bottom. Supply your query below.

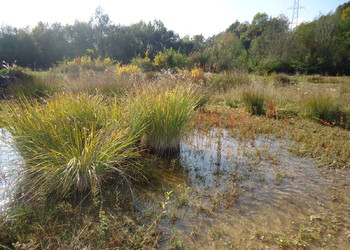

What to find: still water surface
left=154, top=128, right=350, bottom=249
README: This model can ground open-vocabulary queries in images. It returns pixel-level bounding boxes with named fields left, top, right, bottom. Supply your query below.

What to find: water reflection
left=0, top=129, right=22, bottom=213
left=171, top=128, right=350, bottom=248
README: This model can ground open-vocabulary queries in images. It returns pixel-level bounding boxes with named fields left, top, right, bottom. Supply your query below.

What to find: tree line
left=1, top=2, right=350, bottom=75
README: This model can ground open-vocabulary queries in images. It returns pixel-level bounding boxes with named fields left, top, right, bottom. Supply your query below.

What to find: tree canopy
left=1, top=3, right=350, bottom=75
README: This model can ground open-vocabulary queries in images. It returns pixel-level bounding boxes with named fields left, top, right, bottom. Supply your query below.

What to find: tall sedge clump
left=129, top=84, right=200, bottom=154
left=0, top=92, right=141, bottom=201
left=241, top=86, right=266, bottom=115
left=304, top=92, right=344, bottom=125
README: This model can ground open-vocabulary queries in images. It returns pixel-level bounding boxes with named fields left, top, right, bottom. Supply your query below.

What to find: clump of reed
left=0, top=92, right=142, bottom=201
left=128, top=84, right=200, bottom=154
left=206, top=70, right=250, bottom=92
left=303, top=91, right=345, bottom=126
left=241, top=85, right=267, bottom=115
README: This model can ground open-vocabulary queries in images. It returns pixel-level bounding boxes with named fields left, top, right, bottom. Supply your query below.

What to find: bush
left=256, top=58, right=294, bottom=74
left=54, top=56, right=115, bottom=76
left=131, top=51, right=155, bottom=72
left=190, top=67, right=205, bottom=82
left=153, top=48, right=193, bottom=70
left=0, top=92, right=142, bottom=201
left=116, top=63, right=140, bottom=76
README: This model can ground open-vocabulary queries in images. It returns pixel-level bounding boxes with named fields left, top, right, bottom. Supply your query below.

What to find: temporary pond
left=142, top=128, right=350, bottom=249
left=1, top=127, right=349, bottom=248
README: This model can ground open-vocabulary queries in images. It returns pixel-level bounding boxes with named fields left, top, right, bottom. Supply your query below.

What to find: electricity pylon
left=289, top=0, right=304, bottom=29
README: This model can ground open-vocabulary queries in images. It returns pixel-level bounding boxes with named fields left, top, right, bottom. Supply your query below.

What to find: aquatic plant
left=128, top=84, right=200, bottom=154
left=0, top=92, right=141, bottom=201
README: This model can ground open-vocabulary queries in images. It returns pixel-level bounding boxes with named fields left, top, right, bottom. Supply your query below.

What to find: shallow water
left=155, top=128, right=350, bottom=249
left=0, top=129, right=22, bottom=213
left=1, top=127, right=349, bottom=248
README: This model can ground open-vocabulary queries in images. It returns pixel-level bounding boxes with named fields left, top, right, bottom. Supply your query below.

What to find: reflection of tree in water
left=0, top=129, right=23, bottom=212
left=215, top=129, right=222, bottom=189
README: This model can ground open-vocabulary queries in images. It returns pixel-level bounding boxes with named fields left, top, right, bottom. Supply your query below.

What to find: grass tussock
left=241, top=85, right=267, bottom=115
left=206, top=71, right=251, bottom=92
left=0, top=92, right=142, bottom=201
left=8, top=78, right=60, bottom=98
left=303, top=91, right=345, bottom=126
left=128, top=84, right=200, bottom=154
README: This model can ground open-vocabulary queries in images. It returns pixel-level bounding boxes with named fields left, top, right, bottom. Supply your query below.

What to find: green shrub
left=241, top=87, right=266, bottom=115
left=131, top=51, right=155, bottom=72
left=153, top=48, right=193, bottom=70
left=54, top=56, right=115, bottom=76
left=256, top=58, right=294, bottom=74
left=0, top=92, right=141, bottom=201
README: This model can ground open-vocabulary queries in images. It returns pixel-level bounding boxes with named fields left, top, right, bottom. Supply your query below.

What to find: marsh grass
left=0, top=92, right=142, bottom=201
left=128, top=84, right=200, bottom=154
left=8, top=78, right=60, bottom=98
left=303, top=91, right=345, bottom=126
left=241, top=86, right=267, bottom=115
left=206, top=71, right=250, bottom=92
left=0, top=198, right=161, bottom=249
left=68, top=68, right=135, bottom=96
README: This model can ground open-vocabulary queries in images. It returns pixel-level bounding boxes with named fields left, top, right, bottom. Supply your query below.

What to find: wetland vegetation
left=1, top=2, right=350, bottom=249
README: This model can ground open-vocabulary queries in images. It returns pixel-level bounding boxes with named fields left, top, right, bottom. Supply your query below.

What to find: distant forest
left=1, top=2, right=350, bottom=75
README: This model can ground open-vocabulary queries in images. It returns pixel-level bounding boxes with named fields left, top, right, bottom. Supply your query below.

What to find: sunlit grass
left=303, top=91, right=344, bottom=126
left=0, top=92, right=142, bottom=201
left=128, top=84, right=200, bottom=154
left=241, top=86, right=266, bottom=115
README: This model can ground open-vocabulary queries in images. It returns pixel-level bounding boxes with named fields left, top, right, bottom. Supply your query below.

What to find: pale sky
left=1, top=0, right=348, bottom=37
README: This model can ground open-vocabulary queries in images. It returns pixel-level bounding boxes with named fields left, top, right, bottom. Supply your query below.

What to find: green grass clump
left=8, top=76, right=60, bottom=98
left=207, top=71, right=250, bottom=92
left=0, top=92, right=141, bottom=201
left=129, top=84, right=200, bottom=154
left=304, top=92, right=344, bottom=125
left=241, top=87, right=266, bottom=115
